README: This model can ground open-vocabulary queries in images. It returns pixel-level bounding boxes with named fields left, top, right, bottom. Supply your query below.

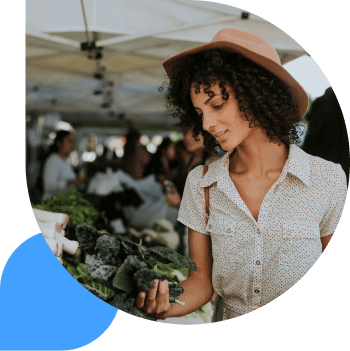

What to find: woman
left=135, top=29, right=347, bottom=322
left=143, top=137, right=177, bottom=183
left=120, top=128, right=150, bottom=180
left=166, top=124, right=219, bottom=208
left=41, top=130, right=88, bottom=200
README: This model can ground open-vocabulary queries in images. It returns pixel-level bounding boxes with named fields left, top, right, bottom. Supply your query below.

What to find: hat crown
left=212, top=28, right=281, bottom=65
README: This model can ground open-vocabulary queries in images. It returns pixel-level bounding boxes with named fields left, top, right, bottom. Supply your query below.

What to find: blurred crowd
left=33, top=122, right=222, bottom=255
left=37, top=123, right=221, bottom=201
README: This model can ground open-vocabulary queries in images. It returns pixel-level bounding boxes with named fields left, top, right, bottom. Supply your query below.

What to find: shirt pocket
left=279, top=220, right=322, bottom=266
left=206, top=215, right=245, bottom=264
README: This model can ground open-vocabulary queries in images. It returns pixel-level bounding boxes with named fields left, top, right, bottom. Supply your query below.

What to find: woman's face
left=190, top=81, right=253, bottom=151
left=182, top=125, right=205, bottom=153
left=166, top=143, right=176, bottom=160
left=58, top=134, right=75, bottom=155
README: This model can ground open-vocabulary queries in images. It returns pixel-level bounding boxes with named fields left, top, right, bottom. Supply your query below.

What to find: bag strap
left=203, top=165, right=210, bottom=216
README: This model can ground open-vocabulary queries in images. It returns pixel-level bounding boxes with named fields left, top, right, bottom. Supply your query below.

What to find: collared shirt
left=177, top=144, right=347, bottom=321
left=42, top=153, right=76, bottom=200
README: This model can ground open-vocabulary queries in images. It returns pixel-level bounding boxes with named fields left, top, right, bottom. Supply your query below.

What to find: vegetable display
left=33, top=208, right=79, bottom=263
left=127, top=219, right=180, bottom=250
left=69, top=224, right=197, bottom=321
left=32, top=189, right=99, bottom=226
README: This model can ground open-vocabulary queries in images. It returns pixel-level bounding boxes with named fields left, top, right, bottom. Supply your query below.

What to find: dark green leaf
left=145, top=246, right=197, bottom=271
left=112, top=256, right=147, bottom=293
left=133, top=268, right=176, bottom=294
left=75, top=225, right=102, bottom=254
left=78, top=276, right=115, bottom=300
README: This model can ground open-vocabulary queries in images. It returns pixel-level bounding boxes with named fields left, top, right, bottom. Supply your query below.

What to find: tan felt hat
left=163, top=28, right=309, bottom=118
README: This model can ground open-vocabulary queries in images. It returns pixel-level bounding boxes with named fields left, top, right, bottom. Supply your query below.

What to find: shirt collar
left=198, top=143, right=311, bottom=188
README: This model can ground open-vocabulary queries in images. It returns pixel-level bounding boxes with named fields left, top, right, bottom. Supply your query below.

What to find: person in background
left=143, top=137, right=177, bottom=183
left=302, top=87, right=349, bottom=185
left=41, top=130, right=89, bottom=200
left=120, top=128, right=150, bottom=180
left=168, top=123, right=220, bottom=207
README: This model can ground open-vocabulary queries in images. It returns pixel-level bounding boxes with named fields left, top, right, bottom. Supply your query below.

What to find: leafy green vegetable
left=75, top=224, right=102, bottom=254
left=63, top=258, right=115, bottom=301
left=112, top=255, right=147, bottom=293
left=85, top=255, right=119, bottom=281
left=133, top=268, right=177, bottom=294
left=32, top=189, right=99, bottom=226
left=156, top=262, right=188, bottom=283
left=78, top=276, right=115, bottom=300
left=70, top=224, right=197, bottom=321
left=145, top=247, right=198, bottom=271
left=96, top=235, right=125, bottom=267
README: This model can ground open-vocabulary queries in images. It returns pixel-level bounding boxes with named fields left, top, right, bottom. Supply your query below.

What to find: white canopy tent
left=26, top=0, right=307, bottom=128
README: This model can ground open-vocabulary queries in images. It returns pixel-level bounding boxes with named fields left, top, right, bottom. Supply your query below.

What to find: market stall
left=33, top=206, right=213, bottom=325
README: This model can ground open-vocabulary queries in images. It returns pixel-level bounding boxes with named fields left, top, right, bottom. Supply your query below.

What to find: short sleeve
left=319, top=164, right=348, bottom=237
left=177, top=165, right=208, bottom=235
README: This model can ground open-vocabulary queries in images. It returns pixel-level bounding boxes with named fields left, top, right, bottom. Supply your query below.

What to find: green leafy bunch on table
left=64, top=224, right=198, bottom=321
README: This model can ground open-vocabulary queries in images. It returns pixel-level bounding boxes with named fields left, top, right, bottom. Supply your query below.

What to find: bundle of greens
left=68, top=224, right=197, bottom=321
left=32, top=189, right=99, bottom=226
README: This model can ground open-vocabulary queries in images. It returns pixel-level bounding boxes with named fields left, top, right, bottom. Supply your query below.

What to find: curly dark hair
left=162, top=49, right=302, bottom=153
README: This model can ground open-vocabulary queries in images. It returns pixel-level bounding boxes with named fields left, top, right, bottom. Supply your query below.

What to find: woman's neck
left=230, top=138, right=289, bottom=178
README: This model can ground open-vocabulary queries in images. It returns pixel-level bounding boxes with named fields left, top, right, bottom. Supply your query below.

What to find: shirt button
left=227, top=228, right=231, bottom=233
left=208, top=225, right=212, bottom=229
left=254, top=289, right=260, bottom=294
left=256, top=261, right=261, bottom=265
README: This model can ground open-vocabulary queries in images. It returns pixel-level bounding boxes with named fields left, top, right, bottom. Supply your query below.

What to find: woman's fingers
left=155, top=280, right=170, bottom=315
left=157, top=280, right=169, bottom=300
left=135, top=279, right=171, bottom=318
left=143, top=279, right=159, bottom=314
left=147, top=279, right=159, bottom=301
left=135, top=291, right=146, bottom=309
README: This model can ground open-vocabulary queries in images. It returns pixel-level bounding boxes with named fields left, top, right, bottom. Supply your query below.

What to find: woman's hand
left=68, top=177, right=90, bottom=186
left=135, top=279, right=171, bottom=320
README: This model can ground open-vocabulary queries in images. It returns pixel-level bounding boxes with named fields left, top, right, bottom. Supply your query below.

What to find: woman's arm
left=321, top=233, right=333, bottom=252
left=167, top=229, right=214, bottom=317
left=135, top=228, right=214, bottom=320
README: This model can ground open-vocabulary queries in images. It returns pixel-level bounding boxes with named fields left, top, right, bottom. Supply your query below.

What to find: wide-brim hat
left=163, top=28, right=309, bottom=119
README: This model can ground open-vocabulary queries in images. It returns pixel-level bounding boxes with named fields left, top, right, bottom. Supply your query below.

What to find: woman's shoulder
left=188, top=164, right=205, bottom=181
left=308, top=153, right=347, bottom=186
left=204, top=155, right=222, bottom=165
left=44, top=153, right=60, bottom=166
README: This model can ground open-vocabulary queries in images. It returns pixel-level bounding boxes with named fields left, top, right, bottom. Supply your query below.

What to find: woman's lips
left=215, top=130, right=228, bottom=140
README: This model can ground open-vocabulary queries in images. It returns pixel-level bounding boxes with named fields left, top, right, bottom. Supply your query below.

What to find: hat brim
left=163, top=41, right=309, bottom=119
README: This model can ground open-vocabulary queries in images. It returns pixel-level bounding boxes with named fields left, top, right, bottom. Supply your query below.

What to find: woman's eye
left=199, top=104, right=224, bottom=117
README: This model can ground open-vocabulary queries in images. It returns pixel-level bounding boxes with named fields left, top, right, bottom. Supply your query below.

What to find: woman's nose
left=202, top=112, right=216, bottom=133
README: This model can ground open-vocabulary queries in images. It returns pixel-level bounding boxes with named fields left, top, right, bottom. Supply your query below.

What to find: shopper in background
left=143, top=137, right=177, bottom=183
left=40, top=130, right=89, bottom=200
left=120, top=128, right=150, bottom=180
left=168, top=123, right=220, bottom=207
left=302, top=87, right=349, bottom=185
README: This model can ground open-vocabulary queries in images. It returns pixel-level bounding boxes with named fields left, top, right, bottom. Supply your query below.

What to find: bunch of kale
left=73, top=224, right=197, bottom=321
